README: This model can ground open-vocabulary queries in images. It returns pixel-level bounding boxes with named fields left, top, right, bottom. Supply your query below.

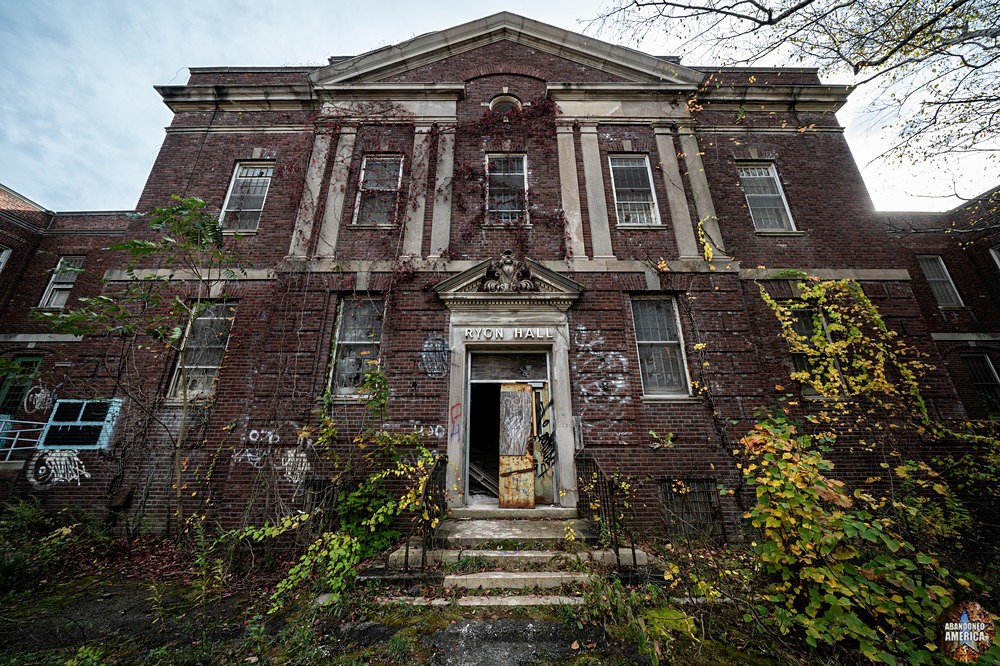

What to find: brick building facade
left=0, top=13, right=990, bottom=537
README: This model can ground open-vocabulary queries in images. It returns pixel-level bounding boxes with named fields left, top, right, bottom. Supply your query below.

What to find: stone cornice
left=156, top=84, right=316, bottom=112
left=697, top=84, right=852, bottom=112
left=546, top=83, right=699, bottom=98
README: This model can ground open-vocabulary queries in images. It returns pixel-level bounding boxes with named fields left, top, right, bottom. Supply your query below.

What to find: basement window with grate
left=658, top=478, right=725, bottom=543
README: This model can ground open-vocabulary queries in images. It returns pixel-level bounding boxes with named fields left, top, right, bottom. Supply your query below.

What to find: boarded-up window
left=470, top=353, right=547, bottom=382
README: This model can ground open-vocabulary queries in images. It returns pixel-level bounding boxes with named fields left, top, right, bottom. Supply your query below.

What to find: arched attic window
left=489, top=94, right=522, bottom=114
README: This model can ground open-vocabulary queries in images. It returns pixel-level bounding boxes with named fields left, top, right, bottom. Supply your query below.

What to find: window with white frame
left=354, top=155, right=403, bottom=225
left=610, top=155, right=660, bottom=225
left=39, top=256, right=83, bottom=309
left=990, top=246, right=1000, bottom=272
left=631, top=298, right=689, bottom=395
left=221, top=162, right=273, bottom=231
left=486, top=154, right=527, bottom=224
left=169, top=303, right=237, bottom=398
left=329, top=298, right=384, bottom=394
left=0, top=245, right=11, bottom=274
left=737, top=163, right=795, bottom=231
left=962, top=354, right=1000, bottom=418
left=917, top=255, right=963, bottom=307
left=40, top=398, right=122, bottom=449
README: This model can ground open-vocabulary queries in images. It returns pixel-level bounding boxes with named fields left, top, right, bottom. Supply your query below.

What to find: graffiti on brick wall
left=22, top=383, right=58, bottom=414
left=380, top=422, right=447, bottom=438
left=276, top=449, right=310, bottom=485
left=231, top=424, right=315, bottom=490
left=27, top=450, right=91, bottom=489
left=418, top=335, right=450, bottom=377
left=233, top=448, right=267, bottom=468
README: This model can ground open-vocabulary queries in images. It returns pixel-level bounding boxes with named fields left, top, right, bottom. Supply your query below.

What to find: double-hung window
left=39, top=256, right=83, bottom=309
left=917, top=255, right=963, bottom=307
left=990, top=246, right=1000, bottom=272
left=610, top=155, right=659, bottom=225
left=0, top=245, right=11, bottom=274
left=962, top=354, right=1000, bottom=418
left=221, top=162, right=273, bottom=231
left=737, top=163, right=795, bottom=231
left=169, top=303, right=237, bottom=398
left=486, top=154, right=527, bottom=224
left=0, top=356, right=41, bottom=415
left=40, top=399, right=122, bottom=449
left=354, top=156, right=403, bottom=225
left=330, top=298, right=384, bottom=395
left=789, top=308, right=823, bottom=394
left=631, top=298, right=689, bottom=395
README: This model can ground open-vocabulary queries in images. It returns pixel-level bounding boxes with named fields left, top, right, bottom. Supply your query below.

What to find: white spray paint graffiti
left=28, top=450, right=91, bottom=489
left=418, top=335, right=450, bottom=377
left=22, top=386, right=56, bottom=414
left=277, top=450, right=311, bottom=485
left=248, top=429, right=281, bottom=445
left=231, top=425, right=316, bottom=492
left=416, top=424, right=446, bottom=438
left=233, top=448, right=268, bottom=468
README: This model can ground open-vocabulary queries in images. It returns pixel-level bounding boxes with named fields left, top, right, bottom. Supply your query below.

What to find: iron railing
left=401, top=453, right=448, bottom=572
left=0, top=415, right=46, bottom=463
left=575, top=450, right=638, bottom=570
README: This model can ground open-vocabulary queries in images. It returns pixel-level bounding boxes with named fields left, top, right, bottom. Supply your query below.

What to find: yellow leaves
left=894, top=465, right=910, bottom=479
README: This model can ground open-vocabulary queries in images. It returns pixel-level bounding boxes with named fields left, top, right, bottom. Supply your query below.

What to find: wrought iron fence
left=575, top=450, right=638, bottom=569
left=401, top=453, right=448, bottom=572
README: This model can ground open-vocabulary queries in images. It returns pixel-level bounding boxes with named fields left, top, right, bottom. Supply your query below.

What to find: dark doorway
left=468, top=383, right=500, bottom=496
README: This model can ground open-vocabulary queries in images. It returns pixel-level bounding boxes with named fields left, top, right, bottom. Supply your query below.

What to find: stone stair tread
left=384, top=595, right=585, bottom=607
left=450, top=506, right=579, bottom=520
left=444, top=571, right=590, bottom=590
left=388, top=546, right=649, bottom=568
left=436, top=518, right=593, bottom=545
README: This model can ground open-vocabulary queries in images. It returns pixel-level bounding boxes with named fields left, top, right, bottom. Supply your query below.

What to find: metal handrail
left=575, top=450, right=638, bottom=570
left=402, top=454, right=448, bottom=572
left=0, top=416, right=46, bottom=463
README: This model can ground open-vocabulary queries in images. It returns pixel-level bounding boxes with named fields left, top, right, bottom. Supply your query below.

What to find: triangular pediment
left=435, top=252, right=583, bottom=311
left=311, top=12, right=702, bottom=87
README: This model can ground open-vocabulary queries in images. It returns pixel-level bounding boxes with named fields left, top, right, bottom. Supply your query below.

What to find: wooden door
left=498, top=383, right=535, bottom=508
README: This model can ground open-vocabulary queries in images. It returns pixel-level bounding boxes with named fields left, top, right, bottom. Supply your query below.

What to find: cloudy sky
left=0, top=1, right=993, bottom=213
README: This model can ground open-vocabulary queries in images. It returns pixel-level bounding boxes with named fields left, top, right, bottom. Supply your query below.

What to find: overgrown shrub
left=741, top=413, right=969, bottom=664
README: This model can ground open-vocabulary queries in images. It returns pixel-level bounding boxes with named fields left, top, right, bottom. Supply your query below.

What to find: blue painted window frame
left=39, top=398, right=122, bottom=450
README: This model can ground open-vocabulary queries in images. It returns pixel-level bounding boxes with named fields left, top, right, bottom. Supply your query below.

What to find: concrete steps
left=376, top=505, right=650, bottom=607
